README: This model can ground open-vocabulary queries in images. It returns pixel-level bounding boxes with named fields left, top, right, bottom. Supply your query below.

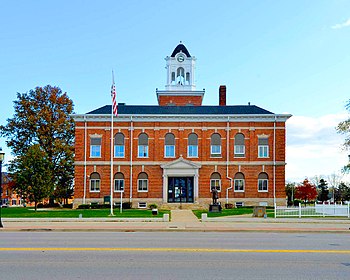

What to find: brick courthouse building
left=72, top=43, right=291, bottom=209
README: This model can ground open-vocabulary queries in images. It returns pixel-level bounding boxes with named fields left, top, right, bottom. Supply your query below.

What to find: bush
left=122, top=202, right=132, bottom=209
left=77, top=204, right=90, bottom=209
left=149, top=203, right=158, bottom=209
left=63, top=203, right=73, bottom=209
left=37, top=203, right=44, bottom=208
left=113, top=202, right=132, bottom=209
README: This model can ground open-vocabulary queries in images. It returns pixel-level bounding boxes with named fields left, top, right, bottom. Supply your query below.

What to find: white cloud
left=331, top=18, right=350, bottom=29
left=286, top=112, right=349, bottom=183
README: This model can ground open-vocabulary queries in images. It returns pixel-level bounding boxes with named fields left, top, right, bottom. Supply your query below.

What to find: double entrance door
left=167, top=177, right=194, bottom=203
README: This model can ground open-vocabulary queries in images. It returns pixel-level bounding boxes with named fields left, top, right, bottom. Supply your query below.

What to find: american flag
left=111, top=80, right=118, bottom=117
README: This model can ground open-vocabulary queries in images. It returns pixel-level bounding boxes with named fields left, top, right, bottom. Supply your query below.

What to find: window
left=164, top=133, right=175, bottom=158
left=90, top=137, right=101, bottom=157
left=176, top=67, right=185, bottom=85
left=234, top=172, right=245, bottom=192
left=186, top=72, right=190, bottom=85
left=234, top=133, right=245, bottom=157
left=138, top=133, right=149, bottom=158
left=90, top=172, right=101, bottom=192
left=114, top=133, right=125, bottom=158
left=210, top=133, right=221, bottom=157
left=258, top=172, right=268, bottom=192
left=258, top=137, right=269, bottom=158
left=210, top=172, right=221, bottom=192
left=114, top=172, right=124, bottom=192
left=188, top=133, right=198, bottom=157
left=138, top=172, right=148, bottom=192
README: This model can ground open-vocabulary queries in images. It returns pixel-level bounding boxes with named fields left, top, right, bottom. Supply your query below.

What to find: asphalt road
left=0, top=232, right=350, bottom=280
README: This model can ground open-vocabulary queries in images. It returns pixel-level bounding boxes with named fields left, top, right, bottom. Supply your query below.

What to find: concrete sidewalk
left=1, top=210, right=350, bottom=233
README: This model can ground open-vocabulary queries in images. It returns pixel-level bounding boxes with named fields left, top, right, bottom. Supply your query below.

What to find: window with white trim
left=164, top=133, right=175, bottom=158
left=258, top=172, right=268, bottom=192
left=114, top=133, right=125, bottom=158
left=210, top=172, right=221, bottom=192
left=138, top=172, right=148, bottom=192
left=138, top=133, right=149, bottom=158
left=114, top=172, right=124, bottom=192
left=188, top=133, right=198, bottom=158
left=258, top=137, right=269, bottom=158
left=210, top=133, right=221, bottom=157
left=234, top=133, right=245, bottom=157
left=89, top=172, right=100, bottom=192
left=234, top=172, right=245, bottom=192
left=90, top=137, right=101, bottom=157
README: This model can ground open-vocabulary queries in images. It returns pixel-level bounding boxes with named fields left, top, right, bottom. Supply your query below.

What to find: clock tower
left=156, top=42, right=205, bottom=106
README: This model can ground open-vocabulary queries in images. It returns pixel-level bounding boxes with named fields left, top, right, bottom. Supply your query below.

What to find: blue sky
left=1, top=0, right=350, bottom=183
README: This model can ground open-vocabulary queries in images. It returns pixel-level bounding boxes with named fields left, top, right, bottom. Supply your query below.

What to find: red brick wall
left=74, top=119, right=287, bottom=206
left=158, top=95, right=203, bottom=106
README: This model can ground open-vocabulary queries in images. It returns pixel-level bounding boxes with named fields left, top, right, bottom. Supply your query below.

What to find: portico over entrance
left=160, top=156, right=201, bottom=203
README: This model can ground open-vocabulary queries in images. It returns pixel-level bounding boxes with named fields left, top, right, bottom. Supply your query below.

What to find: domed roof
left=170, top=43, right=191, bottom=58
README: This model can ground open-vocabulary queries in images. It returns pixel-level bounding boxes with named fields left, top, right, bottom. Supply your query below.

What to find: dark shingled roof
left=87, top=105, right=274, bottom=115
left=171, top=43, right=191, bottom=58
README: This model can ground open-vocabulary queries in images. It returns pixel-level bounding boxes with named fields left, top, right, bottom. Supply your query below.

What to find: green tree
left=317, top=179, right=329, bottom=202
left=9, top=145, right=53, bottom=210
left=0, top=85, right=75, bottom=204
left=334, top=182, right=350, bottom=203
left=337, top=100, right=350, bottom=172
left=285, top=183, right=296, bottom=206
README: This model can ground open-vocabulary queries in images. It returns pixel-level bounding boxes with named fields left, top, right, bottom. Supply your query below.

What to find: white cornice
left=72, top=114, right=292, bottom=123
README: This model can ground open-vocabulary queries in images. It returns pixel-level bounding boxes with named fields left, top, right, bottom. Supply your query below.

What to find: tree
left=337, top=100, right=350, bottom=171
left=295, top=179, right=318, bottom=206
left=327, top=172, right=341, bottom=202
left=0, top=85, right=75, bottom=204
left=334, top=182, right=350, bottom=203
left=285, top=183, right=296, bottom=206
left=9, top=145, right=53, bottom=210
left=317, top=179, right=329, bottom=202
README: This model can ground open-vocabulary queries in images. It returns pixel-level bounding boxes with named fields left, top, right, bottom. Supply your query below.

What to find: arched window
left=138, top=133, right=149, bottom=158
left=164, top=133, right=175, bottom=158
left=186, top=72, right=190, bottom=85
left=258, top=172, right=268, bottom=192
left=210, top=172, right=221, bottom=192
left=114, top=133, right=125, bottom=158
left=234, top=172, right=245, bottom=192
left=114, top=172, right=124, bottom=192
left=90, top=172, right=100, bottom=192
left=176, top=67, right=185, bottom=85
left=138, top=172, right=148, bottom=192
left=210, top=133, right=221, bottom=157
left=188, top=133, right=198, bottom=157
left=258, top=137, right=269, bottom=158
left=234, top=133, right=245, bottom=157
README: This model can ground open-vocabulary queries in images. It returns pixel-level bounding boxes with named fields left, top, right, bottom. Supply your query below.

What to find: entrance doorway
left=167, top=177, right=194, bottom=203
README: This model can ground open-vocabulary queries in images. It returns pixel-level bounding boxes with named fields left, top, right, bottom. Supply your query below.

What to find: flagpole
left=110, top=71, right=115, bottom=216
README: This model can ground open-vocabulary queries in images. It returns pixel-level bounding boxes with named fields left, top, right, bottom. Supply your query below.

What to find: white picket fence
left=274, top=202, right=350, bottom=218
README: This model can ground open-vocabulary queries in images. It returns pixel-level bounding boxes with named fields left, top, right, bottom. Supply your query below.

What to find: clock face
left=177, top=55, right=185, bottom=62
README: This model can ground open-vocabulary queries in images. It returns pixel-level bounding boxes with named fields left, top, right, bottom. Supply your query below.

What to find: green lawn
left=193, top=207, right=275, bottom=218
left=1, top=207, right=170, bottom=218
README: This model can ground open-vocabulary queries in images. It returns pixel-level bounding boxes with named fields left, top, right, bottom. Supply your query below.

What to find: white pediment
left=161, top=156, right=201, bottom=170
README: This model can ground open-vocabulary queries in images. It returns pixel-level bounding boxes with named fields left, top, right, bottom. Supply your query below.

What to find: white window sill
left=258, top=190, right=268, bottom=193
left=89, top=190, right=100, bottom=193
left=234, top=190, right=245, bottom=193
left=137, top=190, right=148, bottom=193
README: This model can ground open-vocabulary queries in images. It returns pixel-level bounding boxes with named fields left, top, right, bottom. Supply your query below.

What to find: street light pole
left=0, top=148, right=5, bottom=228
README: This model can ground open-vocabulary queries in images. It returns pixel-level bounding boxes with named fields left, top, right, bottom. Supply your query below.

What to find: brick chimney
left=219, top=85, right=226, bottom=106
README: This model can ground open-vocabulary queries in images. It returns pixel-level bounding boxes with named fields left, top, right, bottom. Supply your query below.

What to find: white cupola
left=156, top=42, right=205, bottom=106
left=165, top=42, right=196, bottom=91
